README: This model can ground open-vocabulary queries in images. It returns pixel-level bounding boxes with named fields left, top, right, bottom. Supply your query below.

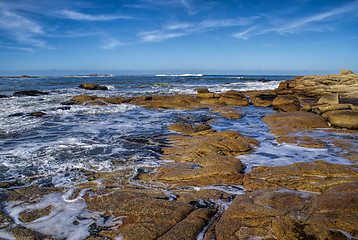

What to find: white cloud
left=140, top=30, right=185, bottom=42
left=233, top=26, right=258, bottom=40
left=0, top=2, right=51, bottom=48
left=166, top=23, right=192, bottom=30
left=140, top=16, right=260, bottom=42
left=59, top=10, right=130, bottom=21
left=101, top=39, right=123, bottom=49
left=233, top=1, right=358, bottom=39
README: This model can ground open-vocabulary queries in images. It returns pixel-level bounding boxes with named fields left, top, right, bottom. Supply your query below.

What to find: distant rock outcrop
left=13, top=90, right=49, bottom=96
left=78, top=83, right=108, bottom=90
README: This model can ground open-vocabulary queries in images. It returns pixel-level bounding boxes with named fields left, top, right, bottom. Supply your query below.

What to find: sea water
left=0, top=74, right=296, bottom=187
left=0, top=74, right=357, bottom=238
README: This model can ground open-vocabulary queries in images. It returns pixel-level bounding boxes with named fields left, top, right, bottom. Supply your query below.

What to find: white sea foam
left=192, top=184, right=245, bottom=195
left=5, top=188, right=123, bottom=240
left=155, top=74, right=203, bottom=77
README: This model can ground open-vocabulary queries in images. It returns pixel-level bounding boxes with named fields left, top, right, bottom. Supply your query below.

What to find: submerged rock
left=262, top=111, right=329, bottom=148
left=29, top=111, right=47, bottom=117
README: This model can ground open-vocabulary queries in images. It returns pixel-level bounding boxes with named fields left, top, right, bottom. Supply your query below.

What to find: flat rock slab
left=213, top=180, right=358, bottom=240
left=243, top=160, right=358, bottom=192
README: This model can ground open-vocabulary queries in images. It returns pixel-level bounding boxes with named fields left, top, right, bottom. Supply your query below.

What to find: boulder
left=272, top=95, right=301, bottom=112
left=245, top=90, right=277, bottom=107
left=78, top=83, right=108, bottom=90
left=306, top=103, right=353, bottom=115
left=218, top=90, right=249, bottom=106
left=339, top=69, right=354, bottom=75
left=194, top=88, right=210, bottom=93
left=324, top=110, right=358, bottom=129
left=317, top=93, right=339, bottom=104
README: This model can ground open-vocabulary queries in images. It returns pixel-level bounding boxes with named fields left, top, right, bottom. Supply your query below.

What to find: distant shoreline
left=0, top=75, right=40, bottom=79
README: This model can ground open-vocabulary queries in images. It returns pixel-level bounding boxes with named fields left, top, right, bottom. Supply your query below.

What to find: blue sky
left=0, top=0, right=357, bottom=75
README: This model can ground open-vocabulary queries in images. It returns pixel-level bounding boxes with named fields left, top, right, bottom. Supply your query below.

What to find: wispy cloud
left=126, top=0, right=211, bottom=15
left=140, top=16, right=260, bottom=42
left=101, top=38, right=123, bottom=49
left=0, top=2, right=51, bottom=49
left=233, top=1, right=358, bottom=39
left=59, top=10, right=130, bottom=21
left=233, top=26, right=258, bottom=40
left=139, top=30, right=185, bottom=42
left=0, top=45, right=35, bottom=52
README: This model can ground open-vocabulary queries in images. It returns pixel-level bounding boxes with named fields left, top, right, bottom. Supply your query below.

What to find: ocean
left=0, top=74, right=355, bottom=238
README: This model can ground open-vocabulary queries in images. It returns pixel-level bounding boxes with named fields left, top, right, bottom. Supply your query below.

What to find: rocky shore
left=1, top=70, right=357, bottom=239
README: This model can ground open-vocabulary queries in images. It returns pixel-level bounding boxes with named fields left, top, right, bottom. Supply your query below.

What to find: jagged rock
left=339, top=69, right=354, bottom=75
left=272, top=95, right=301, bottom=112
left=78, top=83, right=108, bottom=90
left=13, top=90, right=49, bottom=97
left=324, top=110, right=358, bottom=129
left=0, top=94, right=9, bottom=98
